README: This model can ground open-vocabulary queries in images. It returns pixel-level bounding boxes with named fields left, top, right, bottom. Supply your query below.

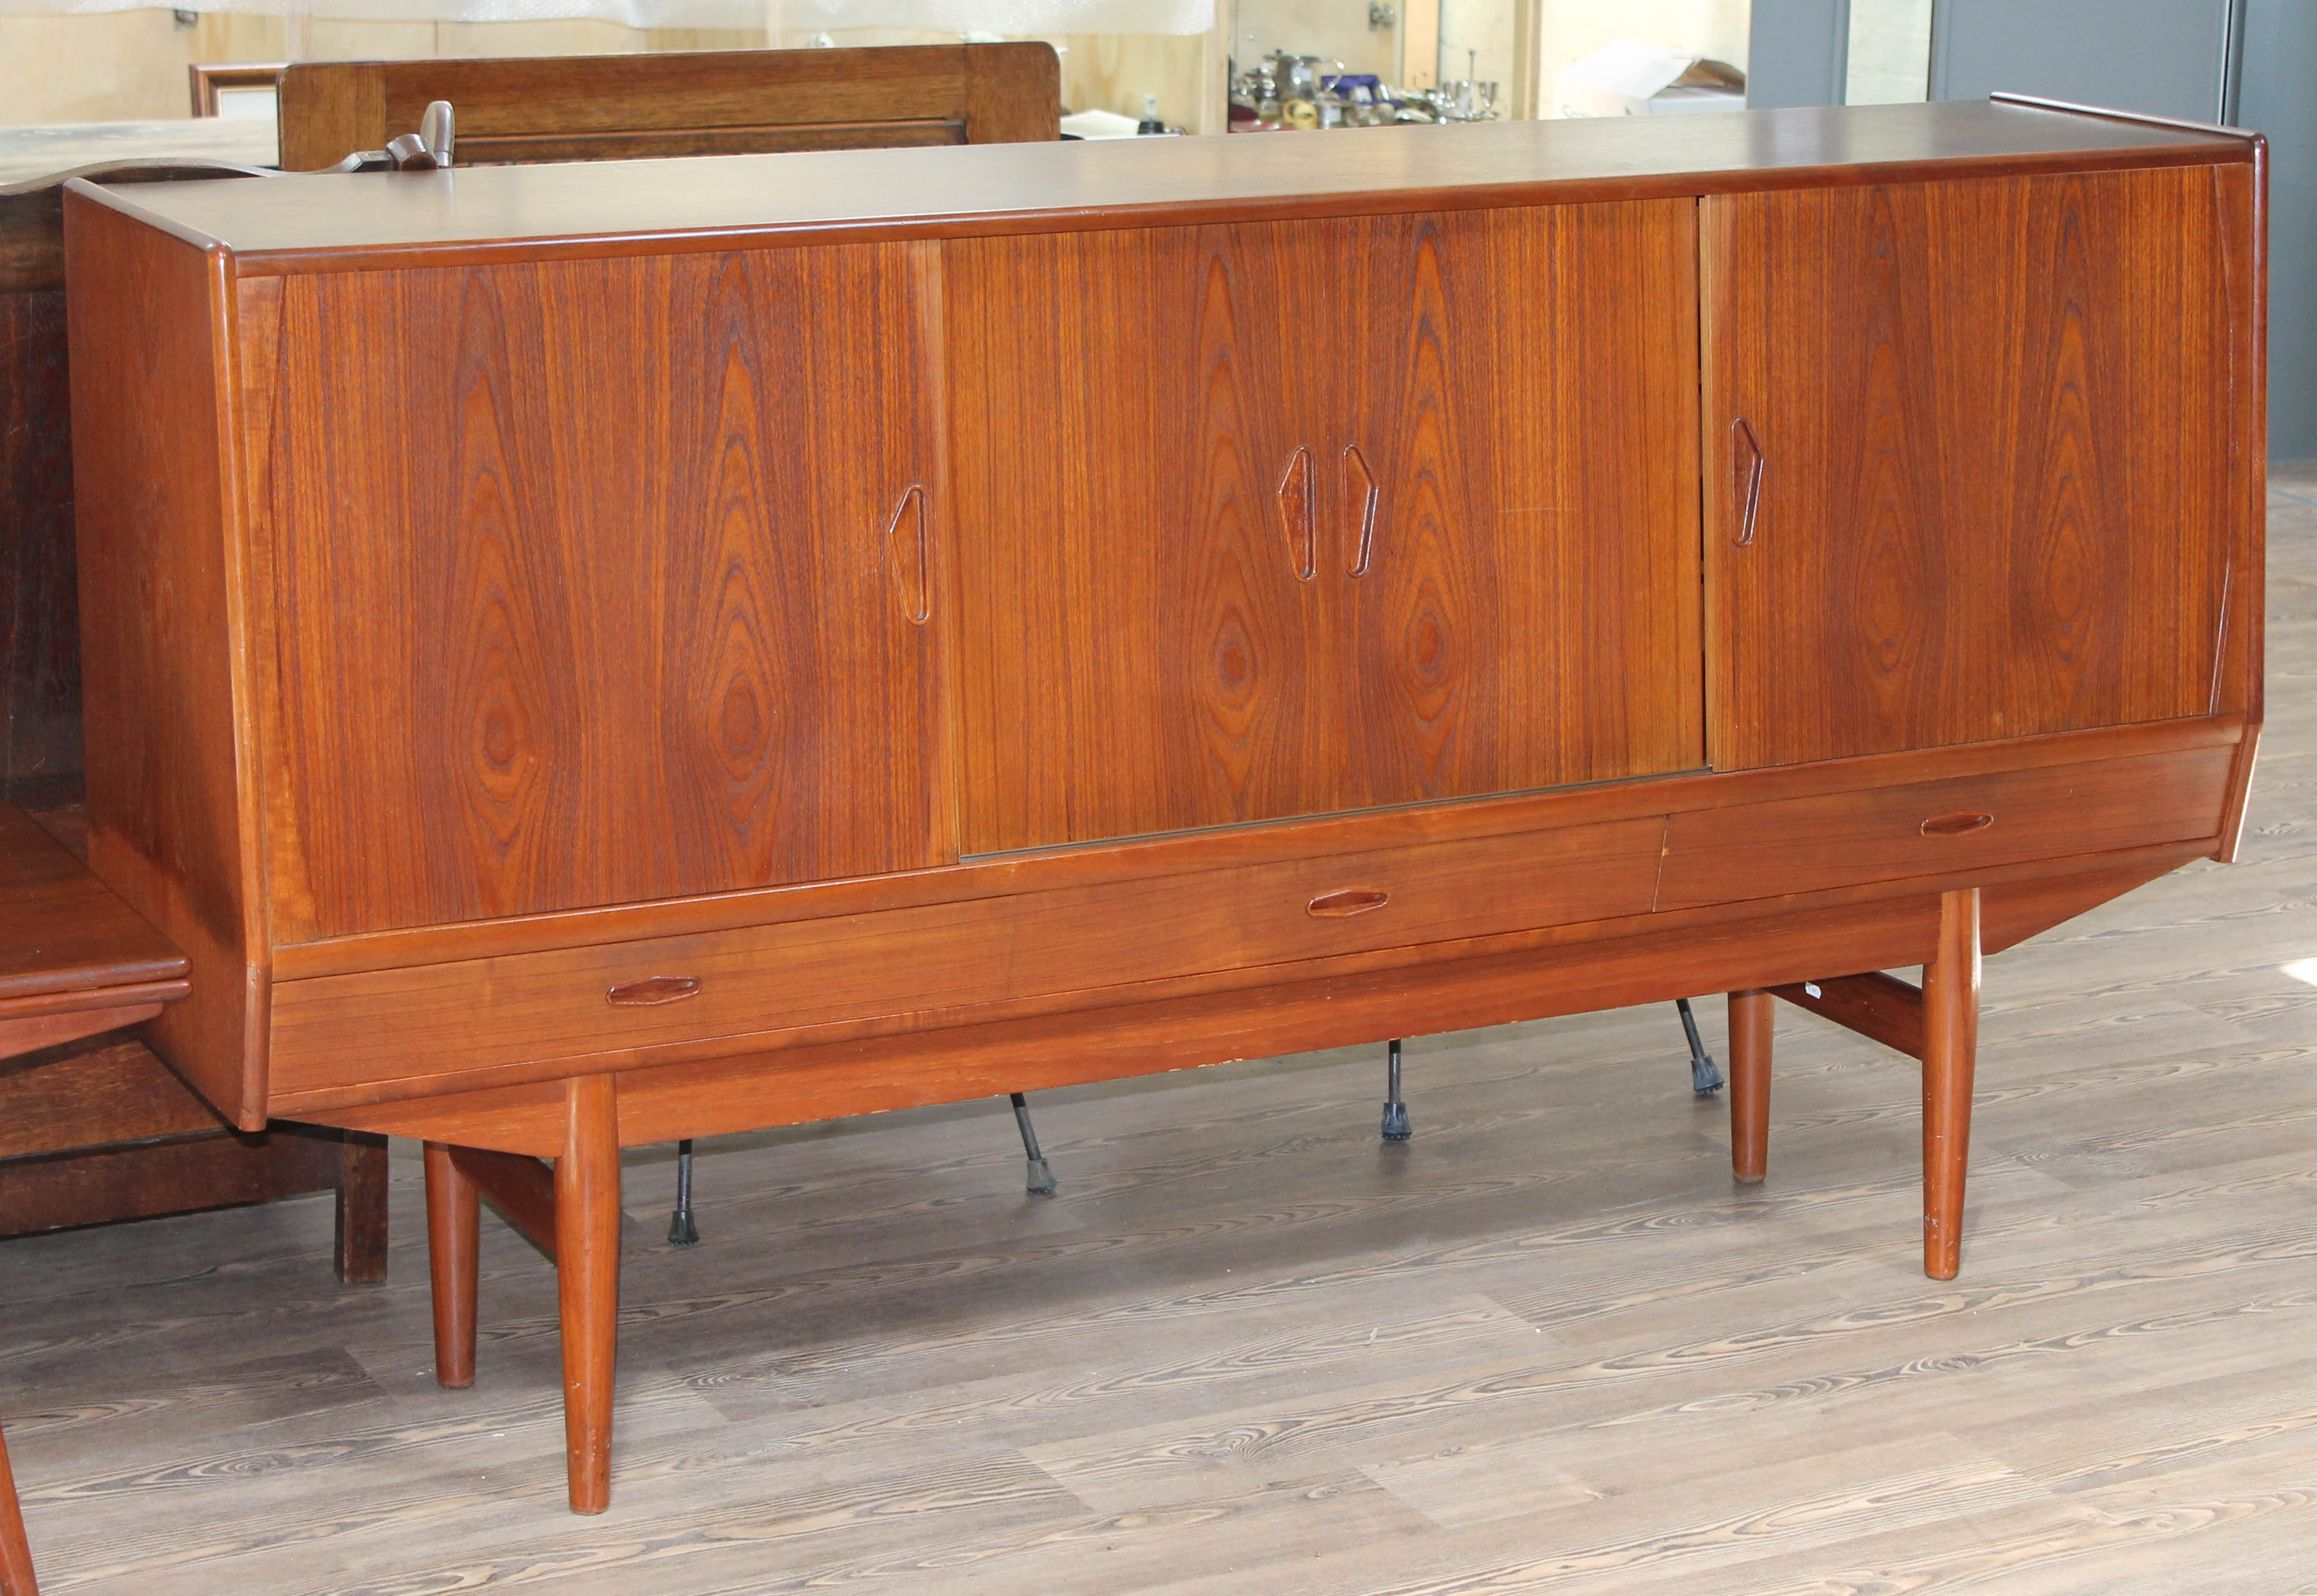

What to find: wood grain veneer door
left=947, top=202, right=1701, bottom=854
left=250, top=243, right=947, bottom=939
left=1703, top=164, right=2256, bottom=770
left=945, top=221, right=1340, bottom=853
left=1336, top=202, right=1701, bottom=812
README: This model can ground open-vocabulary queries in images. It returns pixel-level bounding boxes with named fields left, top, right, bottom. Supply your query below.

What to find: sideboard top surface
left=70, top=99, right=2249, bottom=276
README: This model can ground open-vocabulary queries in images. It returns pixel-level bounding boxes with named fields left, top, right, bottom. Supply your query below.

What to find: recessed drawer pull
left=607, top=975, right=702, bottom=1007
left=1308, top=888, right=1390, bottom=918
left=1921, top=811, right=1994, bottom=837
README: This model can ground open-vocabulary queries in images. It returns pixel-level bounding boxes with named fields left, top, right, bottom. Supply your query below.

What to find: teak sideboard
left=63, top=99, right=2263, bottom=1513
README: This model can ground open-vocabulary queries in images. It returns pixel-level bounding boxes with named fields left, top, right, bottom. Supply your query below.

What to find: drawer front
left=1655, top=745, right=2234, bottom=912
left=268, top=817, right=1665, bottom=1094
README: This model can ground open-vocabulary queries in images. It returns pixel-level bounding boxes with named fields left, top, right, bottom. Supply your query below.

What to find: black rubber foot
left=1677, top=996, right=1723, bottom=1095
left=1380, top=1101, right=1412, bottom=1142
left=1025, top=1157, right=1058, bottom=1195
left=667, top=1211, right=700, bottom=1246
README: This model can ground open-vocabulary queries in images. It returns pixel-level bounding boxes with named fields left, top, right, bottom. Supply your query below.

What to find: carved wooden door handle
left=1920, top=811, right=1994, bottom=837
left=883, top=484, right=931, bottom=624
left=1341, top=443, right=1379, bottom=577
left=1731, top=417, right=1765, bottom=547
left=1278, top=446, right=1316, bottom=581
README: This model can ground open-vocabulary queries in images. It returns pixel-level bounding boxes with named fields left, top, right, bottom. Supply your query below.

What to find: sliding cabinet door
left=947, top=221, right=1345, bottom=854
left=949, top=201, right=1703, bottom=854
left=254, top=242, right=949, bottom=938
left=1336, top=200, right=1703, bottom=811
left=1703, top=164, right=2256, bottom=771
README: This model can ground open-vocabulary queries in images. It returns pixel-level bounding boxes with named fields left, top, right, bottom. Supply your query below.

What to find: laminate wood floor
left=8, top=483, right=2317, bottom=1593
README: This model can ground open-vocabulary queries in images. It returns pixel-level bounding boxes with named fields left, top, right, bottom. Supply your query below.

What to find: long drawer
left=1654, top=744, right=2234, bottom=911
left=267, top=815, right=1667, bottom=1095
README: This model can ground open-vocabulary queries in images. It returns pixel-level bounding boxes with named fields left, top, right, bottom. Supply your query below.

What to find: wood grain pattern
left=959, top=40, right=1064, bottom=148
left=1338, top=203, right=1702, bottom=813
left=276, top=44, right=1058, bottom=173
left=554, top=1073, right=620, bottom=1513
left=0, top=1063, right=385, bottom=1272
left=333, top=1130, right=389, bottom=1284
left=86, top=101, right=2250, bottom=282
left=947, top=221, right=1329, bottom=849
left=266, top=817, right=1669, bottom=1097
left=4, top=166, right=276, bottom=811
left=61, top=194, right=264, bottom=1129
left=0, top=1417, right=31, bottom=1596
left=0, top=1121, right=343, bottom=1243
left=1656, top=744, right=2233, bottom=911
left=0, top=780, right=377, bottom=1267
left=277, top=838, right=2215, bottom=1127
left=267, top=716, right=2241, bottom=984
left=422, top=1140, right=481, bottom=1390
left=0, top=980, right=186, bottom=1025
left=1921, top=886, right=1980, bottom=1280
left=0, top=186, right=66, bottom=301
left=0, top=289, right=76, bottom=797
left=1727, top=989, right=1770, bottom=1183
left=1703, top=164, right=2258, bottom=769
left=0, top=1004, right=161, bottom=1060
left=0, top=1037, right=220, bottom=1160
left=0, top=1026, right=376, bottom=1261
left=250, top=243, right=947, bottom=938
left=950, top=201, right=1699, bottom=852
left=275, top=60, right=380, bottom=177
left=448, top=1144, right=556, bottom=1260
left=0, top=801, right=186, bottom=1001
left=315, top=888, right=1960, bottom=1156
left=1769, top=970, right=1925, bottom=1058
left=264, top=735, right=2235, bottom=1108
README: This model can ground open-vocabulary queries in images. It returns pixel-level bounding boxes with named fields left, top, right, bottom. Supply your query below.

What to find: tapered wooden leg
left=556, top=1074, right=622, bottom=1515
left=335, top=1130, right=391, bottom=1284
left=1728, top=989, right=1773, bottom=1183
left=423, top=1141, right=480, bottom=1389
left=1921, top=888, right=1982, bottom=1281
left=0, top=1421, right=37, bottom=1596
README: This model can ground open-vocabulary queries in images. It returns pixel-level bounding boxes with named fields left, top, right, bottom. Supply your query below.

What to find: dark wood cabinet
left=63, top=99, right=2264, bottom=1515
left=1702, top=164, right=2257, bottom=770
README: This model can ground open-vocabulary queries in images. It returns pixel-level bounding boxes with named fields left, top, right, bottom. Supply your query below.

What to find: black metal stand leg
left=667, top=1138, right=700, bottom=1245
left=1010, top=1093, right=1057, bottom=1195
left=1678, top=998, right=1724, bottom=1096
left=1381, top=1037, right=1412, bottom=1141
